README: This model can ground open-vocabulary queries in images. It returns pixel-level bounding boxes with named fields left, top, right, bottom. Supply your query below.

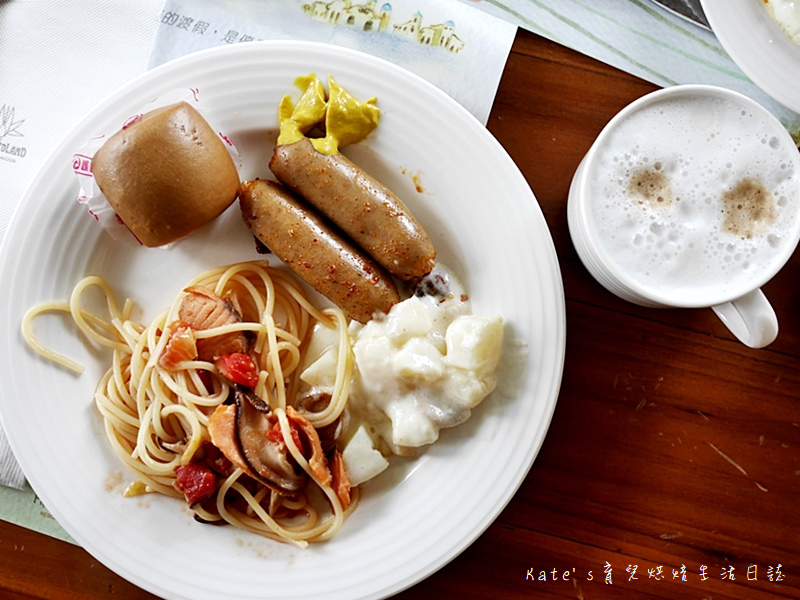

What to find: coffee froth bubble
left=586, top=94, right=800, bottom=303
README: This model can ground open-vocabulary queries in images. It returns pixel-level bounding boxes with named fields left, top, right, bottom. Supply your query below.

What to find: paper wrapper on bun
left=73, top=89, right=240, bottom=247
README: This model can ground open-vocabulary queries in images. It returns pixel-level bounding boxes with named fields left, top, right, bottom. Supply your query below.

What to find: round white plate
left=702, top=0, right=800, bottom=114
left=0, top=41, right=565, bottom=600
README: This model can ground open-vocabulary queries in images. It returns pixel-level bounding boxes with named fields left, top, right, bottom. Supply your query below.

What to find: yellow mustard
left=277, top=74, right=380, bottom=155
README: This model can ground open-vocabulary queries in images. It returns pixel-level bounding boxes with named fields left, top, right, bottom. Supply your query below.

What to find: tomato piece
left=174, top=463, right=217, bottom=504
left=266, top=419, right=303, bottom=454
left=215, top=352, right=259, bottom=388
left=266, top=427, right=283, bottom=444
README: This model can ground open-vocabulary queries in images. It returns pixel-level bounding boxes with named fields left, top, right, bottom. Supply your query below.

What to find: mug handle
left=711, top=289, right=778, bottom=349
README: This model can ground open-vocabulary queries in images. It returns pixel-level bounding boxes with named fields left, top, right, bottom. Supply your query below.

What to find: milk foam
left=587, top=94, right=800, bottom=303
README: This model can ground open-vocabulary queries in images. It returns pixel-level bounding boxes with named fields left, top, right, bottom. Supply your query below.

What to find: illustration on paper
left=301, top=2, right=465, bottom=52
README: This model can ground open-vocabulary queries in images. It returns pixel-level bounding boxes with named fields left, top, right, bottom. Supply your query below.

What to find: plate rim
left=0, top=39, right=566, bottom=600
left=701, top=0, right=800, bottom=115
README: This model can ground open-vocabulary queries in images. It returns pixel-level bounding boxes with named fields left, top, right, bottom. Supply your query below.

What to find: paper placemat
left=150, top=0, right=516, bottom=125
left=0, top=0, right=164, bottom=544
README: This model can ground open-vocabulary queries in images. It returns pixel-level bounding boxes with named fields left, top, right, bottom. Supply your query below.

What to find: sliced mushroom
left=234, top=389, right=306, bottom=494
left=207, top=404, right=251, bottom=475
left=236, top=385, right=270, bottom=413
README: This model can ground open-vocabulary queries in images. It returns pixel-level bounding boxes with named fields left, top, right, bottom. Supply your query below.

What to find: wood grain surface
left=1, top=29, right=798, bottom=600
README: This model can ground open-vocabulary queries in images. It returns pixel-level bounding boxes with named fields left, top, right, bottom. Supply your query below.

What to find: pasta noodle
left=22, top=261, right=359, bottom=547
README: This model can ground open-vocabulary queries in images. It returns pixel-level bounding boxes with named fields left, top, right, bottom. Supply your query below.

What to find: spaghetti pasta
left=22, top=261, right=358, bottom=546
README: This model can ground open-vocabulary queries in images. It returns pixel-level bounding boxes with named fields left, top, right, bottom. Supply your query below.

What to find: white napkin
left=149, top=0, right=517, bottom=125
left=0, top=431, right=24, bottom=490
left=0, top=0, right=164, bottom=489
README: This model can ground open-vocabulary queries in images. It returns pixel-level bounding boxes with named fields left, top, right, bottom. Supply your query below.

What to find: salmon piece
left=178, top=285, right=250, bottom=361
left=329, top=448, right=351, bottom=511
left=206, top=404, right=253, bottom=476
left=286, top=406, right=330, bottom=487
left=158, top=321, right=197, bottom=370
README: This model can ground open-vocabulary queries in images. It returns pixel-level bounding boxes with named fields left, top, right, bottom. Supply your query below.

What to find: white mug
left=568, top=85, right=800, bottom=348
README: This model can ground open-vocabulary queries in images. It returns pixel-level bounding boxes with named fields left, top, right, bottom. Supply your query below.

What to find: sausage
left=239, top=179, right=399, bottom=323
left=269, top=138, right=436, bottom=281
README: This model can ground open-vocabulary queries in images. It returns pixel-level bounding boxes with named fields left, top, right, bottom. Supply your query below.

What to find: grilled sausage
left=269, top=138, right=436, bottom=281
left=239, top=179, right=399, bottom=323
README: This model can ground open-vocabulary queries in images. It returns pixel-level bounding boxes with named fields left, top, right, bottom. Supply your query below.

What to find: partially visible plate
left=650, top=0, right=710, bottom=29
left=0, top=41, right=565, bottom=599
left=702, top=0, right=800, bottom=114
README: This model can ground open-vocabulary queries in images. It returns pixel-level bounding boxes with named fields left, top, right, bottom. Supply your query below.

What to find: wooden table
left=2, top=28, right=798, bottom=600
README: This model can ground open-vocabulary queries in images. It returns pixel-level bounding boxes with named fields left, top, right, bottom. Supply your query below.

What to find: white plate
left=0, top=41, right=565, bottom=600
left=702, top=0, right=800, bottom=114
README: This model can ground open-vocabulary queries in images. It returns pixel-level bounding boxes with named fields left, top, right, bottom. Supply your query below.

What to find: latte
left=584, top=93, right=800, bottom=305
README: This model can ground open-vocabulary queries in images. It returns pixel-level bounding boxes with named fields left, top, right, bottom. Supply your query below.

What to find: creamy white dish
left=764, top=0, right=800, bottom=46
left=298, top=264, right=504, bottom=484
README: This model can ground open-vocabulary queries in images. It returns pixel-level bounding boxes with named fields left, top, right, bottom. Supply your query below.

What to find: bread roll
left=92, top=101, right=239, bottom=247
